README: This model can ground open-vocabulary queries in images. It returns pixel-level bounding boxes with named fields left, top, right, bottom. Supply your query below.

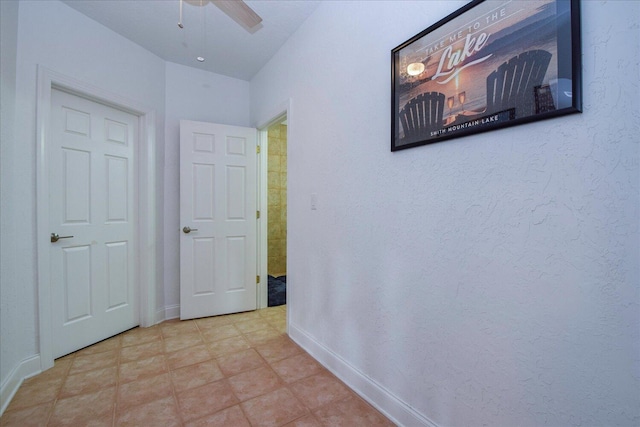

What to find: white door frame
left=35, top=66, right=157, bottom=371
left=255, top=99, right=292, bottom=309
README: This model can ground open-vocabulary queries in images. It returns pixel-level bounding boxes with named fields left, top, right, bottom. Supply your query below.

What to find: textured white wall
left=251, top=1, right=640, bottom=426
left=1, top=0, right=167, bottom=387
left=163, top=61, right=251, bottom=314
left=0, top=0, right=21, bottom=388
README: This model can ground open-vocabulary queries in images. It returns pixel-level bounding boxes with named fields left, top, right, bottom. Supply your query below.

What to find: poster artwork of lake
left=396, top=0, right=566, bottom=144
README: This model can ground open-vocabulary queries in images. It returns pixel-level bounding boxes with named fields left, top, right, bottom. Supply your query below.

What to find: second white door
left=180, top=120, right=258, bottom=320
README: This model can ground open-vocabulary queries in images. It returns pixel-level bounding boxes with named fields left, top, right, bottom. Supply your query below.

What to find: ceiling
left=61, top=0, right=322, bottom=81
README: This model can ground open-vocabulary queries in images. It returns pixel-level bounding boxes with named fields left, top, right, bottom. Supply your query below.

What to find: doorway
left=256, top=99, right=292, bottom=316
left=265, top=119, right=287, bottom=307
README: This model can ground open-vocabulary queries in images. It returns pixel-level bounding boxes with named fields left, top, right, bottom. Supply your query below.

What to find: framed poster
left=391, top=0, right=582, bottom=151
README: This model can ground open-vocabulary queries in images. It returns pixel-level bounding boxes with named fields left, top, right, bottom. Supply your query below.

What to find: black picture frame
left=391, top=0, right=582, bottom=151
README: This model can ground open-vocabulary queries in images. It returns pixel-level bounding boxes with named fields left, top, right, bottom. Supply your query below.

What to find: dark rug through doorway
left=268, top=275, right=286, bottom=306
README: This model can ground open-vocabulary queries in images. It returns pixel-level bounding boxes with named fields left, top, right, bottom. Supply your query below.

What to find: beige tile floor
left=1, top=305, right=395, bottom=426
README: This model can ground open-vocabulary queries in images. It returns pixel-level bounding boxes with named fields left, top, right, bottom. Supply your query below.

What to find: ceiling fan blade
left=212, top=0, right=262, bottom=29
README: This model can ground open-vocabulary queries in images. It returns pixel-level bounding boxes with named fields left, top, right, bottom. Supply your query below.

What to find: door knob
left=51, top=233, right=74, bottom=243
left=182, top=226, right=198, bottom=234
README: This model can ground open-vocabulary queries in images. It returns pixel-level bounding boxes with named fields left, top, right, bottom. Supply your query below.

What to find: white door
left=50, top=89, right=138, bottom=358
left=180, top=120, right=257, bottom=320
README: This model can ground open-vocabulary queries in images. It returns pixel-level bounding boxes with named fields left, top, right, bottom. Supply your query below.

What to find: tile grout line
left=239, top=311, right=319, bottom=426
left=45, top=352, right=74, bottom=426
left=111, top=337, right=122, bottom=427
left=183, top=317, right=250, bottom=426
left=223, top=314, right=266, bottom=427
left=234, top=311, right=289, bottom=427
left=171, top=318, right=200, bottom=427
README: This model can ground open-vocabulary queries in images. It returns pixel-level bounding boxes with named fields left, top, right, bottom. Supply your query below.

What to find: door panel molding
left=36, top=66, right=157, bottom=371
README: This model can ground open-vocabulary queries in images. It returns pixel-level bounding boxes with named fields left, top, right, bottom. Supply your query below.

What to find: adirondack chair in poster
left=485, top=49, right=552, bottom=119
left=399, top=91, right=445, bottom=141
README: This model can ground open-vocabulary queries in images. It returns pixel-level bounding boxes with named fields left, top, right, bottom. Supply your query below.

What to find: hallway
left=1, top=306, right=394, bottom=426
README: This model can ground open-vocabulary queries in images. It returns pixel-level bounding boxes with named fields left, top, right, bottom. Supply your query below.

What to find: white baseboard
left=156, top=304, right=180, bottom=323
left=0, top=355, right=41, bottom=416
left=288, top=323, right=439, bottom=427
left=164, top=304, right=180, bottom=320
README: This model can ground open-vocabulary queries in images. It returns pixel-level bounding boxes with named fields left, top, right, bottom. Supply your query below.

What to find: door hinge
left=256, top=145, right=261, bottom=154
left=256, top=210, right=261, bottom=219
left=256, top=275, right=260, bottom=284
